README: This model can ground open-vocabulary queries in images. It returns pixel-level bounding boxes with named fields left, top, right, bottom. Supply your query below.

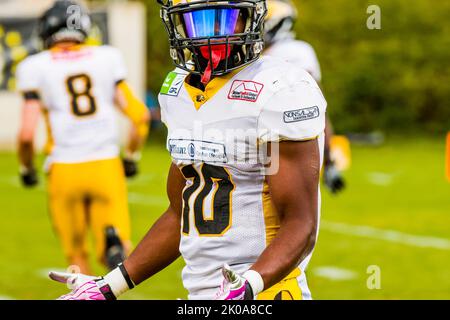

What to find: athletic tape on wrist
left=124, top=151, right=142, bottom=161
left=243, top=270, right=264, bottom=296
left=104, top=264, right=134, bottom=298
left=19, top=165, right=34, bottom=175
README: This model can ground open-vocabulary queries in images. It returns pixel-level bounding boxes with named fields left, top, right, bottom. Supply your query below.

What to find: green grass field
left=0, top=136, right=449, bottom=300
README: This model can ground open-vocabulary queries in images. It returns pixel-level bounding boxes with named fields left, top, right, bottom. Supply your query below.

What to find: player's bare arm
left=49, top=162, right=185, bottom=299
left=251, top=139, right=320, bottom=290
left=17, top=97, right=41, bottom=186
left=123, top=162, right=184, bottom=284
left=264, top=1, right=345, bottom=195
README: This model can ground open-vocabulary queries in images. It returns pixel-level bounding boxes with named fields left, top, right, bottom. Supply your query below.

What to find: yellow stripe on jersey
left=260, top=182, right=303, bottom=300
left=42, top=108, right=54, bottom=155
left=184, top=65, right=247, bottom=110
left=262, top=180, right=280, bottom=246
left=117, top=81, right=150, bottom=139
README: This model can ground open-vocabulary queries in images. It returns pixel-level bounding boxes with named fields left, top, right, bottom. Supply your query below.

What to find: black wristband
left=23, top=91, right=41, bottom=100
left=115, top=79, right=125, bottom=86
left=118, top=263, right=135, bottom=289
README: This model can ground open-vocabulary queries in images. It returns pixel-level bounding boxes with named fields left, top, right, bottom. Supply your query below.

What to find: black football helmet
left=157, top=0, right=267, bottom=83
left=38, top=0, right=91, bottom=49
left=264, top=0, right=297, bottom=47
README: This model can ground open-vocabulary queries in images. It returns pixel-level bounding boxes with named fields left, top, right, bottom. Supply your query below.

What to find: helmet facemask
left=159, top=0, right=267, bottom=84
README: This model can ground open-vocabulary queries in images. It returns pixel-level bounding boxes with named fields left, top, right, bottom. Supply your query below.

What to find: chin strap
left=200, top=45, right=229, bottom=85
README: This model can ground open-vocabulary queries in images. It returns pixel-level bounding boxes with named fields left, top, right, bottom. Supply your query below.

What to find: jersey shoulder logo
left=160, top=71, right=187, bottom=97
left=228, top=80, right=264, bottom=102
left=283, top=106, right=320, bottom=123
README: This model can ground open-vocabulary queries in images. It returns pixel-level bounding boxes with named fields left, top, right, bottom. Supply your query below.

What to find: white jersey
left=264, top=39, right=322, bottom=83
left=16, top=45, right=127, bottom=166
left=159, top=56, right=327, bottom=299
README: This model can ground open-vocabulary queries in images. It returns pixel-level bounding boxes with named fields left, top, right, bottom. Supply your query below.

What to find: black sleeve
left=22, top=91, right=41, bottom=101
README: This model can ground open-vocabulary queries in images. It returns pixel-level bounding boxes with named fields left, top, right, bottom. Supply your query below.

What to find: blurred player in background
left=264, top=0, right=345, bottom=194
left=16, top=0, right=150, bottom=273
left=49, top=0, right=326, bottom=300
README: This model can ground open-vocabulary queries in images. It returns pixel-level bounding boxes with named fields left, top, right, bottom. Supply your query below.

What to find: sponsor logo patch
left=160, top=72, right=186, bottom=97
left=168, top=139, right=227, bottom=163
left=283, top=106, right=320, bottom=123
left=228, top=80, right=264, bottom=102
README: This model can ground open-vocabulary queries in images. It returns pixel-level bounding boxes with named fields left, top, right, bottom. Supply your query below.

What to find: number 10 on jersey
left=181, top=164, right=235, bottom=236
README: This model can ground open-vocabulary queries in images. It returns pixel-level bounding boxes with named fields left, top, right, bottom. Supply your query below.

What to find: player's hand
left=122, top=158, right=138, bottom=178
left=323, top=163, right=346, bottom=194
left=20, top=166, right=38, bottom=187
left=49, top=271, right=116, bottom=300
left=214, top=264, right=254, bottom=300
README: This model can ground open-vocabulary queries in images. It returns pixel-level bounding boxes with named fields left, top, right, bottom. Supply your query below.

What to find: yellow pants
left=257, top=268, right=303, bottom=300
left=47, top=157, right=130, bottom=264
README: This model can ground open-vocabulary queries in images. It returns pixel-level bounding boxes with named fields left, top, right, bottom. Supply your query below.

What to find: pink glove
left=214, top=265, right=254, bottom=300
left=49, top=272, right=116, bottom=300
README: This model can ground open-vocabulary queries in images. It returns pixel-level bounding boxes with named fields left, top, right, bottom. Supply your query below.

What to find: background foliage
left=139, top=0, right=450, bottom=134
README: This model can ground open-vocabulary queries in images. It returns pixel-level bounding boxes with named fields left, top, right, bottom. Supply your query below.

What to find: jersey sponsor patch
left=160, top=72, right=186, bottom=96
left=228, top=80, right=264, bottom=102
left=168, top=139, right=227, bottom=163
left=283, top=106, right=320, bottom=123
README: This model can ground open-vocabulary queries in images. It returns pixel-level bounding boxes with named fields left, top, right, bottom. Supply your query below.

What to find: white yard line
left=366, top=172, right=394, bottom=186
left=127, top=174, right=161, bottom=187
left=0, top=176, right=45, bottom=191
left=0, top=176, right=23, bottom=188
left=0, top=295, right=15, bottom=300
left=321, top=221, right=450, bottom=250
left=312, top=266, right=358, bottom=281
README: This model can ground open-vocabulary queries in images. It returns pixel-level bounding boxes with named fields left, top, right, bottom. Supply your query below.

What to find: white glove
left=214, top=264, right=264, bottom=300
left=49, top=263, right=134, bottom=300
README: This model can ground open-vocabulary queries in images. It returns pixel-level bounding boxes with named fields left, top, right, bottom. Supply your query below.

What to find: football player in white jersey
left=264, top=0, right=345, bottom=194
left=17, top=1, right=150, bottom=273
left=49, top=0, right=326, bottom=300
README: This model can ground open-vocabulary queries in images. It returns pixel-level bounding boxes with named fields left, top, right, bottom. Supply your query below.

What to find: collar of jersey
left=184, top=65, right=248, bottom=110
left=50, top=44, right=88, bottom=53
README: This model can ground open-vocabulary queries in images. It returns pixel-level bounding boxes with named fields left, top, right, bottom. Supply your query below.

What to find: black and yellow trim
left=183, top=65, right=247, bottom=110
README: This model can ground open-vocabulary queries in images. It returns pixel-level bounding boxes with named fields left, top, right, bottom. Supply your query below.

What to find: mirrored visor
left=175, top=8, right=246, bottom=38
